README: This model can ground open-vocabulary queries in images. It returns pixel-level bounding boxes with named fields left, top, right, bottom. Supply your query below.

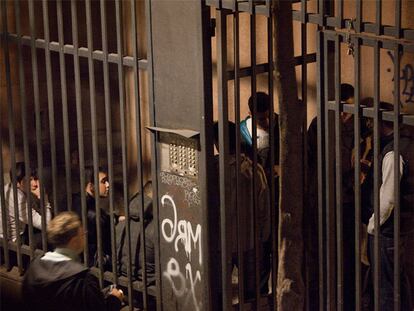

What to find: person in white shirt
left=364, top=111, right=414, bottom=311
left=0, top=162, right=52, bottom=243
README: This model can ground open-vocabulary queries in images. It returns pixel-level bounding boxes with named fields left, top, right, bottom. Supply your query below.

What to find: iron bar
left=0, top=0, right=14, bottom=270
left=70, top=0, right=89, bottom=265
left=28, top=0, right=48, bottom=253
left=393, top=44, right=401, bottom=311
left=373, top=40, right=381, bottom=311
left=316, top=29, right=325, bottom=311
left=57, top=0, right=72, bottom=212
left=15, top=0, right=34, bottom=257
left=99, top=0, right=118, bottom=286
left=144, top=0, right=162, bottom=307
left=233, top=9, right=246, bottom=309
left=324, top=36, right=335, bottom=311
left=353, top=37, right=362, bottom=311
left=42, top=0, right=58, bottom=217
left=356, top=0, right=362, bottom=33
left=217, top=9, right=232, bottom=311
left=0, top=33, right=148, bottom=69
left=115, top=0, right=133, bottom=307
left=268, top=11, right=278, bottom=311
left=334, top=36, right=343, bottom=311
left=394, top=0, right=401, bottom=38
left=130, top=0, right=149, bottom=307
left=249, top=10, right=261, bottom=310
left=85, top=0, right=104, bottom=286
left=376, top=0, right=382, bottom=36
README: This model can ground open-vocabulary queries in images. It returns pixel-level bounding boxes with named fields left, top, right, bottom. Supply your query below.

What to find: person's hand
left=110, top=288, right=124, bottom=302
left=32, top=186, right=41, bottom=199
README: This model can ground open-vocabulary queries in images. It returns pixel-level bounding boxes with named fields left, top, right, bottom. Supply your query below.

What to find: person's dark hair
left=340, top=83, right=355, bottom=102
left=47, top=211, right=81, bottom=247
left=213, top=121, right=237, bottom=155
left=30, top=167, right=38, bottom=180
left=10, top=162, right=26, bottom=184
left=248, top=92, right=271, bottom=114
left=84, top=166, right=106, bottom=185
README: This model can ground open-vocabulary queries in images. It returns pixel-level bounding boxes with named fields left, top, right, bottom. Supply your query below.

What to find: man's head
left=47, top=211, right=84, bottom=253
left=29, top=168, right=40, bottom=193
left=84, top=166, right=109, bottom=198
left=248, top=92, right=271, bottom=130
left=340, top=83, right=355, bottom=104
left=10, top=162, right=27, bottom=190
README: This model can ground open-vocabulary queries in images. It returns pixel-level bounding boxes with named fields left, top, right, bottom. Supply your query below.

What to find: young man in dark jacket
left=22, top=211, right=123, bottom=311
left=72, top=166, right=112, bottom=268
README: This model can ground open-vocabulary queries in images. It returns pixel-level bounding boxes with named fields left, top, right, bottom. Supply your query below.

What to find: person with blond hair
left=22, top=211, right=123, bottom=311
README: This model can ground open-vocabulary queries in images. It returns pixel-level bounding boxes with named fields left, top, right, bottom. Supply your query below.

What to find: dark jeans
left=368, top=234, right=413, bottom=311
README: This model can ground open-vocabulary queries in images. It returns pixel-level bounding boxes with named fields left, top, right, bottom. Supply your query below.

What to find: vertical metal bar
left=334, top=35, right=343, bottom=311
left=375, top=0, right=381, bottom=35
left=373, top=40, right=381, bottom=311
left=99, top=0, right=118, bottom=286
left=15, top=0, right=34, bottom=256
left=316, top=30, right=325, bottom=311
left=324, top=37, right=335, bottom=311
left=353, top=37, right=362, bottom=311
left=115, top=0, right=133, bottom=307
left=268, top=12, right=278, bottom=311
left=1, top=0, right=23, bottom=271
left=319, top=0, right=325, bottom=26
left=0, top=12, right=9, bottom=263
left=217, top=9, right=232, bottom=311
left=42, top=0, right=58, bottom=217
left=336, top=0, right=343, bottom=27
left=393, top=44, right=401, bottom=311
left=28, top=0, right=48, bottom=253
left=130, top=0, right=149, bottom=307
left=394, top=0, right=401, bottom=38
left=301, top=0, right=306, bottom=24
left=0, top=124, right=9, bottom=268
left=70, top=0, right=89, bottom=265
left=56, top=0, right=72, bottom=211
left=250, top=10, right=261, bottom=310
left=355, top=0, right=362, bottom=33
left=85, top=0, right=104, bottom=286
left=301, top=12, right=309, bottom=311
left=144, top=0, right=162, bottom=308
left=233, top=9, right=245, bottom=309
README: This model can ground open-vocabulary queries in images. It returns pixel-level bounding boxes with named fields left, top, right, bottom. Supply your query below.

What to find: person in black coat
left=72, top=166, right=112, bottom=268
left=22, top=211, right=123, bottom=311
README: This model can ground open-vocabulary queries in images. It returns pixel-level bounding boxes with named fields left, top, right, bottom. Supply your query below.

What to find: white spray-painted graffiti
left=163, top=258, right=202, bottom=311
left=161, top=194, right=203, bottom=311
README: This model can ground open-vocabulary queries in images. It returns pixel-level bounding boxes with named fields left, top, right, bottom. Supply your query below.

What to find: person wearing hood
left=22, top=211, right=123, bottom=311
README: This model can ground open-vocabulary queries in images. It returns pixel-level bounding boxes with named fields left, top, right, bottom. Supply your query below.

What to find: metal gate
left=1, top=0, right=414, bottom=311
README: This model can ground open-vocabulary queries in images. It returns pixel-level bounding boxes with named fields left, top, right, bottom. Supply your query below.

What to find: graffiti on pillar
left=159, top=174, right=203, bottom=311
left=386, top=51, right=414, bottom=106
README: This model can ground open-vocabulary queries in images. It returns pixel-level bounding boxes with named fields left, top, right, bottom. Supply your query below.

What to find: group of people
left=1, top=85, right=413, bottom=310
left=307, top=84, right=414, bottom=310
left=212, top=92, right=279, bottom=300
left=0, top=162, right=154, bottom=310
